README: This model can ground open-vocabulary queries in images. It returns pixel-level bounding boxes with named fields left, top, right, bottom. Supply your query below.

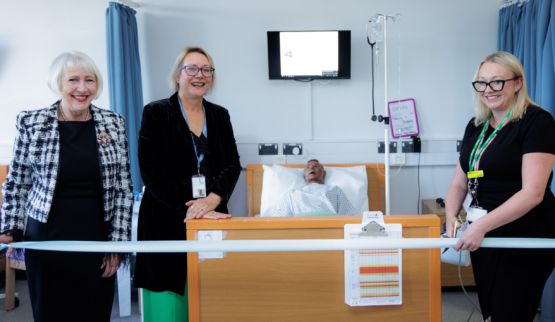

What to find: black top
left=192, top=132, right=208, bottom=176
left=134, top=94, right=241, bottom=295
left=26, top=119, right=106, bottom=241
left=24, top=119, right=114, bottom=322
left=459, top=105, right=555, bottom=237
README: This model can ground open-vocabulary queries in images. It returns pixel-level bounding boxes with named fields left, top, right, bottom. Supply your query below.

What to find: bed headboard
left=245, top=163, right=385, bottom=216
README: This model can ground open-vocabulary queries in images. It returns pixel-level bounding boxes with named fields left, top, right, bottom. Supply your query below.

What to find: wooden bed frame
left=0, top=165, right=23, bottom=311
left=245, top=163, right=385, bottom=216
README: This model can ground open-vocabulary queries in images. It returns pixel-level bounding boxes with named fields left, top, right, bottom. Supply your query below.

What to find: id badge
left=192, top=175, right=207, bottom=198
left=467, top=206, right=487, bottom=222
left=462, top=193, right=472, bottom=213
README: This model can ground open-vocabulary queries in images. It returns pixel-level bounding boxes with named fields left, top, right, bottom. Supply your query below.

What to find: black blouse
left=459, top=105, right=555, bottom=237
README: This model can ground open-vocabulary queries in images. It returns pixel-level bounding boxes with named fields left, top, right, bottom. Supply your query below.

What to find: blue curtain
left=499, top=0, right=555, bottom=190
left=106, top=2, right=144, bottom=194
left=499, top=2, right=555, bottom=318
left=499, top=0, right=555, bottom=114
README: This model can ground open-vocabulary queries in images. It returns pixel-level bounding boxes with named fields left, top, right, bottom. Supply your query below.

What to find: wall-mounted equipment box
left=258, top=143, right=279, bottom=155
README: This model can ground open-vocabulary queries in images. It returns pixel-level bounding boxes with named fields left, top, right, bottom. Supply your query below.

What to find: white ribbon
left=1, top=237, right=554, bottom=253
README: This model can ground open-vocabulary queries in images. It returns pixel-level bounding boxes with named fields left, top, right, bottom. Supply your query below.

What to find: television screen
left=267, top=30, right=351, bottom=80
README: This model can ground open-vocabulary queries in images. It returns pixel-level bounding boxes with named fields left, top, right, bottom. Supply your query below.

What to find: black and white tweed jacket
left=1, top=102, right=133, bottom=241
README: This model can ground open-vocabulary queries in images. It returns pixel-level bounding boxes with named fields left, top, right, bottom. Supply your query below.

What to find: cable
left=457, top=253, right=482, bottom=319
left=417, top=152, right=421, bottom=214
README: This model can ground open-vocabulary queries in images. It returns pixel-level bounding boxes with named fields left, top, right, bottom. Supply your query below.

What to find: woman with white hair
left=0, top=51, right=133, bottom=322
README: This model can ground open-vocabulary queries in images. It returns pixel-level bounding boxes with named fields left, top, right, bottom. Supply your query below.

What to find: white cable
left=2, top=237, right=554, bottom=253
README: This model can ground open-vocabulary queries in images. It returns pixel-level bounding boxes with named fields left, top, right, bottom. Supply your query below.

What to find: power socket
left=401, top=137, right=421, bottom=153
left=390, top=153, right=406, bottom=165
left=283, top=143, right=303, bottom=155
left=377, top=141, right=398, bottom=153
left=273, top=155, right=286, bottom=164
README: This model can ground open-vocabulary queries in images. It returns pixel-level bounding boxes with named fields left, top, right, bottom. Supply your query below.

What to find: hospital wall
left=0, top=0, right=500, bottom=214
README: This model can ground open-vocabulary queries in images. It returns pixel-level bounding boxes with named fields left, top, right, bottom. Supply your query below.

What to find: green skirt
left=142, top=283, right=188, bottom=322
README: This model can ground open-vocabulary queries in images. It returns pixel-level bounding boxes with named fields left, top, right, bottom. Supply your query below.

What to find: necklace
left=58, top=104, right=90, bottom=121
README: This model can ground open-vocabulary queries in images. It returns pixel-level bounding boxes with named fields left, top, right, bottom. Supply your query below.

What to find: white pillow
left=260, top=164, right=369, bottom=216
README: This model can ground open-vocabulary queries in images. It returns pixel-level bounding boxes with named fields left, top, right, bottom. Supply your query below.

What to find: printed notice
left=344, top=224, right=403, bottom=306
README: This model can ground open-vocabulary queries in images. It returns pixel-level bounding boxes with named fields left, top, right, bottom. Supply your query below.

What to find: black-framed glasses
left=182, top=65, right=215, bottom=77
left=472, top=77, right=519, bottom=93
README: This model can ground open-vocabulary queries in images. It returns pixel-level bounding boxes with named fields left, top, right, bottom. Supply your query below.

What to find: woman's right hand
left=0, top=234, right=16, bottom=256
left=0, top=234, right=13, bottom=244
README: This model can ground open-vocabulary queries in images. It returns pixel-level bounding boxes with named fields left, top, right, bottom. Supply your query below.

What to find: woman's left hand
left=454, top=223, right=486, bottom=252
left=101, top=253, right=121, bottom=278
left=198, top=210, right=232, bottom=220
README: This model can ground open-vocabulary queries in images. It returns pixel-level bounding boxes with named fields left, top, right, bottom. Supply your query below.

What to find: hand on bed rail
left=184, top=193, right=230, bottom=222
left=184, top=210, right=231, bottom=222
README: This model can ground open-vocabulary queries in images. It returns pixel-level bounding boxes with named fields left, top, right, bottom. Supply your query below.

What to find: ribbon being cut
left=2, top=237, right=555, bottom=253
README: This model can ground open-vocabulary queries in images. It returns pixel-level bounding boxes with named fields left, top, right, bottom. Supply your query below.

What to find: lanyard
left=179, top=101, right=207, bottom=175
left=468, top=111, right=510, bottom=172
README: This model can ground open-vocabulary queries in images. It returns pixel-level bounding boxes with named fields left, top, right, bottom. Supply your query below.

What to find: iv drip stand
left=383, top=16, right=390, bottom=215
left=369, top=14, right=396, bottom=215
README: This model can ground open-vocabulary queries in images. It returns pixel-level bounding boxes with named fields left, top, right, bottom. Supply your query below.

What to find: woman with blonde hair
left=134, top=46, right=241, bottom=322
left=445, top=51, right=555, bottom=321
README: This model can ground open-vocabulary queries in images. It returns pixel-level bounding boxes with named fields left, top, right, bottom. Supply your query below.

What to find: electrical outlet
left=258, top=143, right=278, bottom=155
left=389, top=141, right=398, bottom=153
left=401, top=141, right=413, bottom=153
left=401, top=137, right=421, bottom=153
left=283, top=143, right=303, bottom=155
left=273, top=155, right=286, bottom=164
left=378, top=141, right=397, bottom=153
left=390, top=153, right=406, bottom=165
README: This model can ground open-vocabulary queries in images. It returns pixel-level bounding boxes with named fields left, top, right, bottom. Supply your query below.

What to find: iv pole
left=368, top=14, right=397, bottom=215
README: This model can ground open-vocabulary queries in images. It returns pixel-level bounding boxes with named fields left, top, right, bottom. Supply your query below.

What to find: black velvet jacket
left=134, top=93, right=241, bottom=295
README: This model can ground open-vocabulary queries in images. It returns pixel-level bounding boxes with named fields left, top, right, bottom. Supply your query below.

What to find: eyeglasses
left=472, top=77, right=519, bottom=93
left=182, top=65, right=215, bottom=77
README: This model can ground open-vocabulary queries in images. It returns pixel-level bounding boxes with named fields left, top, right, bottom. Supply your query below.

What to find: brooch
left=98, top=130, right=111, bottom=147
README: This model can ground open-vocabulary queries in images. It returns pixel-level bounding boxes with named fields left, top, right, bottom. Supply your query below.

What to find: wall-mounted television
left=267, top=30, right=351, bottom=80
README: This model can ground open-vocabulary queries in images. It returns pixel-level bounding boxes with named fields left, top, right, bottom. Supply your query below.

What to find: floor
left=1, top=279, right=535, bottom=322
left=0, top=279, right=141, bottom=322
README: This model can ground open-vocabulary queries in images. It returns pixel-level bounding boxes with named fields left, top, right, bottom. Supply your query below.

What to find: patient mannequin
left=268, top=159, right=356, bottom=216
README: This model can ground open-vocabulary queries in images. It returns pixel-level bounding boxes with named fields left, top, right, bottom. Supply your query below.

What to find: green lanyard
left=468, top=111, right=511, bottom=174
